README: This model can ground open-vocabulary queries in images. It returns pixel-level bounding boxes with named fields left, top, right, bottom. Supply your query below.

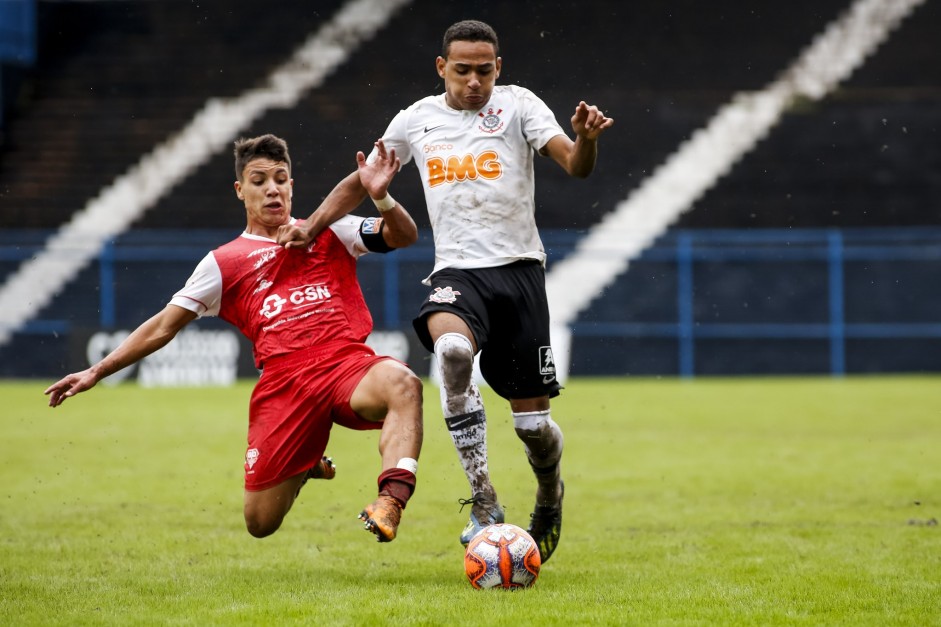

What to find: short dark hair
left=442, top=20, right=499, bottom=58
left=233, top=134, right=291, bottom=180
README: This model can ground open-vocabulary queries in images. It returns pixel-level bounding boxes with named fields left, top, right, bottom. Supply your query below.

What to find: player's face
left=234, top=158, right=293, bottom=233
left=437, top=40, right=501, bottom=111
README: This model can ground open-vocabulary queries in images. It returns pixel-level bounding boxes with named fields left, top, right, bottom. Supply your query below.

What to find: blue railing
left=2, top=227, right=940, bottom=376
left=565, top=227, right=941, bottom=376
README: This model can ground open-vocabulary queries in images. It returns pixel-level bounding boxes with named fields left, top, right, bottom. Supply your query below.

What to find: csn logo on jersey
left=259, top=283, right=332, bottom=319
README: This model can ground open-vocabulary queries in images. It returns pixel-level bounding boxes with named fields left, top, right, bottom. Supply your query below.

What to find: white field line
left=545, top=0, right=926, bottom=329
left=0, top=0, right=411, bottom=345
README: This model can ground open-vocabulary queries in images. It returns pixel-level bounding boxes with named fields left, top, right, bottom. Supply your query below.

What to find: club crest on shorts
left=429, top=286, right=461, bottom=304
left=245, top=448, right=260, bottom=470
left=539, top=346, right=556, bottom=376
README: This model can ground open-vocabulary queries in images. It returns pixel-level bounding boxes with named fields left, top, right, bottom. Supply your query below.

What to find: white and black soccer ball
left=463, top=523, right=541, bottom=589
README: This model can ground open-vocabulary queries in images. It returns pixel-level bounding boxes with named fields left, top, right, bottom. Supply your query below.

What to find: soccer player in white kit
left=376, top=20, right=614, bottom=562
left=278, top=20, right=613, bottom=563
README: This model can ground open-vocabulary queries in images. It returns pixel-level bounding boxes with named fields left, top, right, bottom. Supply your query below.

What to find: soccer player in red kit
left=45, top=134, right=422, bottom=543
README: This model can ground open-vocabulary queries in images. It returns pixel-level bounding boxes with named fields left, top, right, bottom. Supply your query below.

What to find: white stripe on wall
left=546, top=0, right=926, bottom=380
left=0, top=0, right=412, bottom=346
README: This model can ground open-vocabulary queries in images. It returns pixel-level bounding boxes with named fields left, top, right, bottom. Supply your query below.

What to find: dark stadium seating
left=1, top=0, right=939, bottom=377
left=0, top=0, right=346, bottom=228
left=2, top=0, right=938, bottom=231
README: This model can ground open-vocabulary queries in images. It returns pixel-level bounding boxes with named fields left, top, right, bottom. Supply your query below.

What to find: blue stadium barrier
left=0, top=0, right=35, bottom=64
left=566, top=227, right=941, bottom=376
left=1, top=227, right=939, bottom=377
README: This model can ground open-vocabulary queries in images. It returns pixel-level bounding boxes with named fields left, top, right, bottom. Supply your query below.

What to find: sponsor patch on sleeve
left=361, top=217, right=383, bottom=235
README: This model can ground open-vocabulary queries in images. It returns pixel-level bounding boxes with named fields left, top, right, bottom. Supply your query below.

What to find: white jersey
left=373, top=85, right=566, bottom=282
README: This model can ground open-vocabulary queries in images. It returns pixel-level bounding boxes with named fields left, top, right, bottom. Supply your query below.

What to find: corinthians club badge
left=478, top=108, right=504, bottom=134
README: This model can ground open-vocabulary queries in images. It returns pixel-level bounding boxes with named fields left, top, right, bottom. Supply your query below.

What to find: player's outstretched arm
left=357, top=139, right=399, bottom=200
left=358, top=140, right=417, bottom=249
left=277, top=168, right=370, bottom=249
left=45, top=305, right=196, bottom=407
left=543, top=101, right=615, bottom=178
left=277, top=139, right=414, bottom=249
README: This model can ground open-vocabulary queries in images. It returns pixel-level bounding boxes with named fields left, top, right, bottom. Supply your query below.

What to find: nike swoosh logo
left=424, top=124, right=446, bottom=133
left=542, top=375, right=556, bottom=385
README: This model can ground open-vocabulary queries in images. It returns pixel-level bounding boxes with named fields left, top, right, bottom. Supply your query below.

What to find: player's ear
left=495, top=57, right=502, bottom=79
left=234, top=180, right=244, bottom=201
left=436, top=56, right=446, bottom=78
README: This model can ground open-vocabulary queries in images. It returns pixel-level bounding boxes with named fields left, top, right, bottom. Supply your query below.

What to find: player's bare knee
left=243, top=507, right=284, bottom=538
left=245, top=518, right=282, bottom=539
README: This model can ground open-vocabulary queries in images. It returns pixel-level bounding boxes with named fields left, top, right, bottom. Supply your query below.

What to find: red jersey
left=171, top=217, right=379, bottom=368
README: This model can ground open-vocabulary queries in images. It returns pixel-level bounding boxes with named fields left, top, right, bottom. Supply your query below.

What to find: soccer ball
left=463, top=523, right=541, bottom=589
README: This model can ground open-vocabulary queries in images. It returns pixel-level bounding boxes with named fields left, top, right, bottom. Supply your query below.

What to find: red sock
left=377, top=468, right=416, bottom=509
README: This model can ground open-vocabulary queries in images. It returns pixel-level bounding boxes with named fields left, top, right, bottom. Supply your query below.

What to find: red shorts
left=243, top=341, right=394, bottom=491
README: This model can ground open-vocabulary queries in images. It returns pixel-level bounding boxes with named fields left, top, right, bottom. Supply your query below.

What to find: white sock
left=435, top=333, right=495, bottom=499
left=513, top=409, right=564, bottom=505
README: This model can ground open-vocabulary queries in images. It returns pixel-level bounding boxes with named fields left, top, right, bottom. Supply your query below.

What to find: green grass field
left=2, top=376, right=939, bottom=625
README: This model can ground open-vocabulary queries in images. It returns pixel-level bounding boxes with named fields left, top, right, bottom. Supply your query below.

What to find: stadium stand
left=682, top=2, right=941, bottom=230
left=0, top=0, right=346, bottom=228
left=5, top=0, right=938, bottom=232
left=1, top=0, right=938, bottom=377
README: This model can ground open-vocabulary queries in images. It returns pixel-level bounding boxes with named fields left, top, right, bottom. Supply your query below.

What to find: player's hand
left=571, top=101, right=614, bottom=140
left=276, top=221, right=313, bottom=249
left=357, top=139, right=400, bottom=201
left=44, top=369, right=98, bottom=407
